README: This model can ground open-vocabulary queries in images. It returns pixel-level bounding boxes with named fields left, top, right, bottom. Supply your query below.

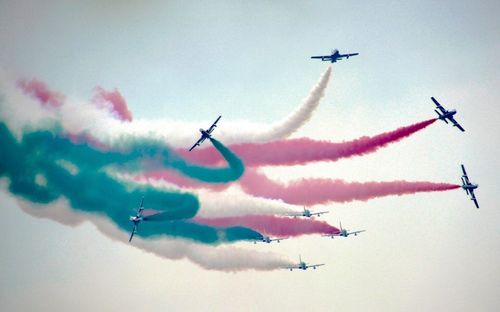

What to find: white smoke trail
left=0, top=66, right=332, bottom=147
left=10, top=191, right=293, bottom=271
left=196, top=188, right=303, bottom=218
left=127, top=174, right=303, bottom=218
left=216, top=65, right=332, bottom=144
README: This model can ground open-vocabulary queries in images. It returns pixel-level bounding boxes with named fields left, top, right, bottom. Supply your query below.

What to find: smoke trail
left=129, top=176, right=303, bottom=218
left=178, top=119, right=437, bottom=167
left=92, top=86, right=133, bottom=122
left=136, top=169, right=230, bottom=191
left=16, top=78, right=64, bottom=108
left=169, top=138, right=244, bottom=183
left=4, top=67, right=331, bottom=147
left=195, top=215, right=340, bottom=237
left=213, top=65, right=332, bottom=144
left=11, top=195, right=294, bottom=271
left=0, top=121, right=258, bottom=243
left=239, top=169, right=460, bottom=205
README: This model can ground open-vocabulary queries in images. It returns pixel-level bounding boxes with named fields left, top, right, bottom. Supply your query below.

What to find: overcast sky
left=1, top=1, right=499, bottom=311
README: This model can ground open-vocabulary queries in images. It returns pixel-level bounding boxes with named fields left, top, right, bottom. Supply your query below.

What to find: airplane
left=311, top=49, right=359, bottom=63
left=284, top=255, right=325, bottom=271
left=188, top=115, right=222, bottom=151
left=431, top=97, right=465, bottom=132
left=323, top=222, right=365, bottom=239
left=254, top=234, right=288, bottom=244
left=290, top=206, right=329, bottom=218
left=461, top=164, right=479, bottom=208
left=129, top=196, right=145, bottom=242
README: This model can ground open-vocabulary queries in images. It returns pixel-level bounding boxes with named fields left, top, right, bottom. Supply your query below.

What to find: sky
left=1, top=1, right=499, bottom=311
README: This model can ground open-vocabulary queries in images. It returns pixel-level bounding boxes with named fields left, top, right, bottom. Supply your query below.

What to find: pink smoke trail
left=177, top=119, right=437, bottom=167
left=92, top=87, right=133, bottom=122
left=194, top=215, right=340, bottom=237
left=239, top=169, right=460, bottom=205
left=17, top=78, right=64, bottom=108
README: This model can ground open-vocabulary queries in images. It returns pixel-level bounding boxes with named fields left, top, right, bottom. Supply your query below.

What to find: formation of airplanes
left=311, top=49, right=359, bottom=63
left=322, top=222, right=365, bottom=239
left=126, top=57, right=480, bottom=271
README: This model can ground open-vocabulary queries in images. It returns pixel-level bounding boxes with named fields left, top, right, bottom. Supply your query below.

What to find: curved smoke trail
left=6, top=66, right=332, bottom=147
left=0, top=121, right=258, bottom=243
left=239, top=169, right=460, bottom=205
left=12, top=195, right=294, bottom=271
left=17, top=78, right=64, bottom=108
left=177, top=119, right=437, bottom=167
left=91, top=86, right=133, bottom=122
left=195, top=215, right=340, bottom=237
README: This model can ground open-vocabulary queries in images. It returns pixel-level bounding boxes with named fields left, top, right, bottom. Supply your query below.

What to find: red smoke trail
left=194, top=215, right=340, bottom=237
left=92, top=87, right=133, bottom=122
left=17, top=78, right=64, bottom=108
left=239, top=169, right=460, bottom=205
left=177, top=119, right=437, bottom=167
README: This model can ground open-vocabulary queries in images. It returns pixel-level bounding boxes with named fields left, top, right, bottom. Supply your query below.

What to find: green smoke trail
left=168, top=138, right=245, bottom=183
left=0, top=122, right=259, bottom=243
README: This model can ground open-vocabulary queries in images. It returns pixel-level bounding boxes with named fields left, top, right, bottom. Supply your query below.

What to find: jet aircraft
left=290, top=206, right=329, bottom=218
left=311, top=49, right=359, bottom=63
left=189, top=115, right=221, bottom=151
left=431, top=97, right=465, bottom=132
left=284, top=255, right=325, bottom=271
left=254, top=234, right=287, bottom=244
left=129, top=197, right=145, bottom=242
left=461, top=164, right=479, bottom=208
left=323, top=222, right=365, bottom=239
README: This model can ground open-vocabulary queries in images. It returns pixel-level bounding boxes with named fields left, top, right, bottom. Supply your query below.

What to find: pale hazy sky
left=1, top=1, right=499, bottom=311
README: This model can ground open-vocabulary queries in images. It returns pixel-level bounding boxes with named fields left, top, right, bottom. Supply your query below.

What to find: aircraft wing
left=284, top=264, right=301, bottom=270
left=448, top=116, right=465, bottom=132
left=431, top=97, right=447, bottom=114
left=189, top=137, right=206, bottom=151
left=207, top=115, right=222, bottom=134
left=322, top=233, right=339, bottom=238
left=138, top=197, right=144, bottom=214
left=271, top=237, right=288, bottom=242
left=348, top=230, right=366, bottom=236
left=311, top=211, right=329, bottom=216
left=311, top=55, right=328, bottom=59
left=339, top=53, right=359, bottom=58
left=307, top=263, right=325, bottom=269
left=128, top=224, right=137, bottom=242
left=470, top=190, right=479, bottom=208
left=461, top=164, right=468, bottom=177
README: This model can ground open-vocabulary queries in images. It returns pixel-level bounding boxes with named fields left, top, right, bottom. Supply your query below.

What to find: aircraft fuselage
left=130, top=216, right=143, bottom=223
left=438, top=109, right=457, bottom=120
left=199, top=129, right=211, bottom=139
left=462, top=183, right=478, bottom=190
